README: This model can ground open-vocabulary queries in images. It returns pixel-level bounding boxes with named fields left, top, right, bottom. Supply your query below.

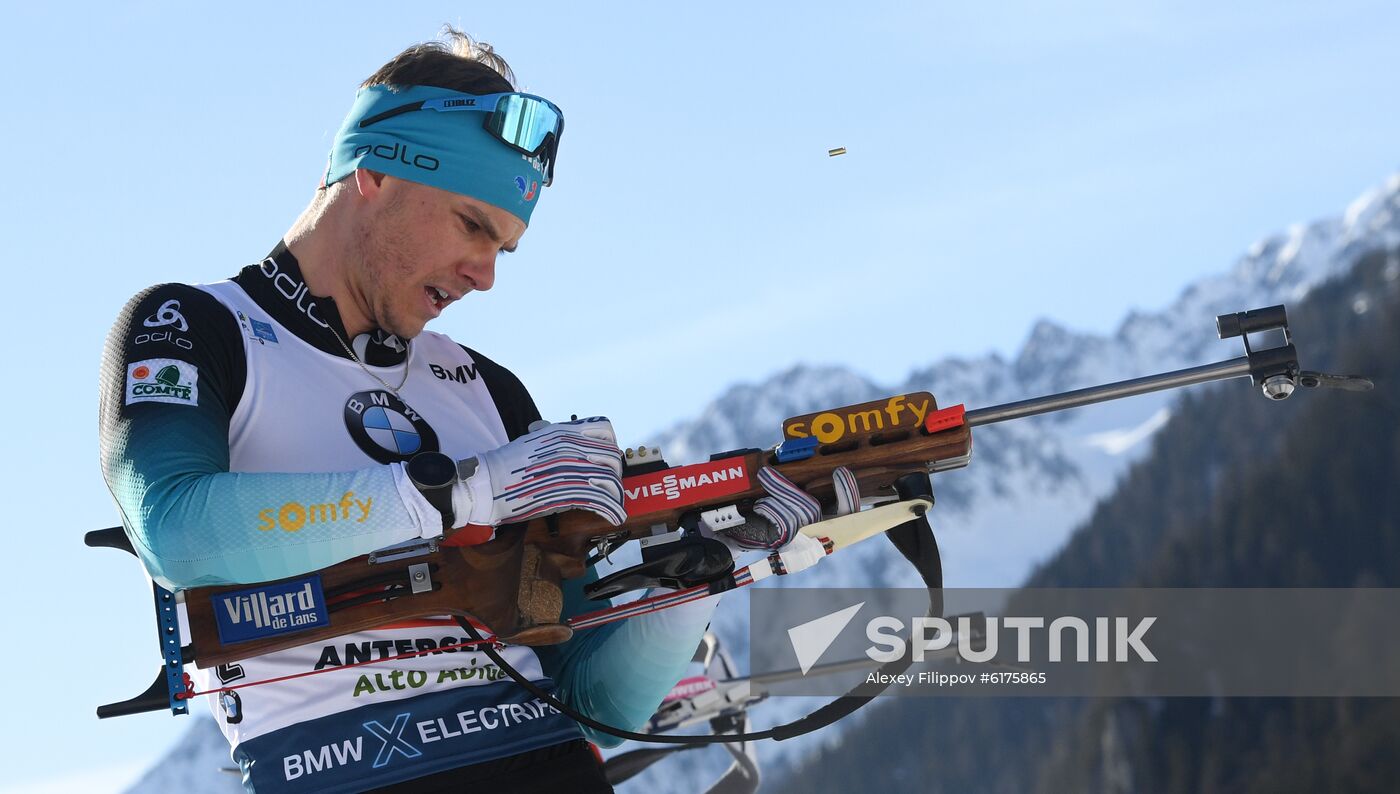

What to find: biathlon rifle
left=87, top=305, right=1373, bottom=723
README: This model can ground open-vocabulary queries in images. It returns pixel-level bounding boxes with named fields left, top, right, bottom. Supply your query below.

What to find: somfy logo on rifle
left=783, top=392, right=936, bottom=443
left=213, top=576, right=329, bottom=644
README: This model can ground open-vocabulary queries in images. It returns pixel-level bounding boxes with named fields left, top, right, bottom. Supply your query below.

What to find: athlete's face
left=351, top=173, right=525, bottom=339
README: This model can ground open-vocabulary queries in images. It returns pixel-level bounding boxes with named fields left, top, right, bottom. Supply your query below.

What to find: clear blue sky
left=1, top=2, right=1397, bottom=790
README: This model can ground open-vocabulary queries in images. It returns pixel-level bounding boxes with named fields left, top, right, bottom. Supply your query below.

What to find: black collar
left=232, top=242, right=410, bottom=365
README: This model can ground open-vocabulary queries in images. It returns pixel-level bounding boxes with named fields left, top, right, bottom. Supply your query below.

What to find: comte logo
left=125, top=358, right=199, bottom=407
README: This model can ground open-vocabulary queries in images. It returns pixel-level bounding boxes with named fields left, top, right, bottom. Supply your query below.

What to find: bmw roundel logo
left=344, top=390, right=440, bottom=464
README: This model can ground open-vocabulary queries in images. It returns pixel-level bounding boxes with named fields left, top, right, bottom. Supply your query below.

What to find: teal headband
left=324, top=84, right=551, bottom=225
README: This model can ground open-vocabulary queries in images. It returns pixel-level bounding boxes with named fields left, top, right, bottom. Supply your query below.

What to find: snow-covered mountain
left=127, top=173, right=1400, bottom=793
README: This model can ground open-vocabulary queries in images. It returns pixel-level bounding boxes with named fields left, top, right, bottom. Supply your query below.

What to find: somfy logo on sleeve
left=213, top=575, right=329, bottom=644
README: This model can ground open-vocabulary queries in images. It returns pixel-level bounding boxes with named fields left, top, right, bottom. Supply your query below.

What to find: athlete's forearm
left=109, top=440, right=434, bottom=590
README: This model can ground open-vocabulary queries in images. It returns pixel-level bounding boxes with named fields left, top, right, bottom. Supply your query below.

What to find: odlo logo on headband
left=354, top=143, right=440, bottom=172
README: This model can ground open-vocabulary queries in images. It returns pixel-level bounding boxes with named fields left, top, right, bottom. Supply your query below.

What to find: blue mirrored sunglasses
left=358, top=92, right=564, bottom=185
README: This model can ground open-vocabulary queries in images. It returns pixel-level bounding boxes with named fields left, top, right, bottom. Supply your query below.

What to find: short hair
left=362, top=26, right=517, bottom=95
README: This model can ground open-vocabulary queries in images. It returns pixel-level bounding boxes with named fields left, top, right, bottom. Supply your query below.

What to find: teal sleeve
left=98, top=285, right=428, bottom=590
left=536, top=568, right=721, bottom=748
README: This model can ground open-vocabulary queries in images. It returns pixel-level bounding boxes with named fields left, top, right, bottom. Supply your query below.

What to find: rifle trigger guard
left=584, top=535, right=735, bottom=601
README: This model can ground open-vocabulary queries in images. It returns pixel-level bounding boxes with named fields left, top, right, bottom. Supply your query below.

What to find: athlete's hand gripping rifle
left=87, top=305, right=1373, bottom=717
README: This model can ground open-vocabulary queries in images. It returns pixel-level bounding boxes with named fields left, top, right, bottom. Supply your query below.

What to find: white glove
left=452, top=416, right=626, bottom=528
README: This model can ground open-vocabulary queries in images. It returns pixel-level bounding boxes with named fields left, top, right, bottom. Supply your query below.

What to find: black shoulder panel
left=100, top=283, right=247, bottom=419
left=459, top=345, right=542, bottom=441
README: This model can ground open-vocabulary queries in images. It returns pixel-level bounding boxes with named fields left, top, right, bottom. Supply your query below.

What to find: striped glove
left=453, top=416, right=626, bottom=527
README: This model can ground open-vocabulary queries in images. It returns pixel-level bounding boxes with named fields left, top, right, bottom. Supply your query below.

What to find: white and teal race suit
left=98, top=243, right=717, bottom=793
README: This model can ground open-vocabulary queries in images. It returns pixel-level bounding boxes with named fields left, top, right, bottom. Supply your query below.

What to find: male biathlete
left=99, top=30, right=832, bottom=793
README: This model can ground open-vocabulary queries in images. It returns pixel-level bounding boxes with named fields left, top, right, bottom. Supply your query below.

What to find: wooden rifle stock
left=184, top=396, right=971, bottom=668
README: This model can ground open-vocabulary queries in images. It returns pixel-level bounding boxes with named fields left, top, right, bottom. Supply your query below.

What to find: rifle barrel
left=964, top=356, right=1253, bottom=428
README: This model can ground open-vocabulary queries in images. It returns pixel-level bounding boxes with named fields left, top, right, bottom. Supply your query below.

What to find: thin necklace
left=329, top=327, right=412, bottom=396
